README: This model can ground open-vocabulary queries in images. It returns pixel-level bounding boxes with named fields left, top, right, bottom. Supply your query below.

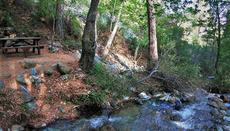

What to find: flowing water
left=40, top=96, right=230, bottom=131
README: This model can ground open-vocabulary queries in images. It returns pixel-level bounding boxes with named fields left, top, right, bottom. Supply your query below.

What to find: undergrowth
left=77, top=64, right=134, bottom=105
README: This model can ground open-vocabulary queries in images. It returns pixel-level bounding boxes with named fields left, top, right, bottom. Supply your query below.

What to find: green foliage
left=71, top=91, right=107, bottom=105
left=69, top=16, right=83, bottom=38
left=217, top=11, right=230, bottom=86
left=35, top=0, right=56, bottom=22
left=63, top=39, right=81, bottom=49
left=97, top=12, right=111, bottom=31
left=86, top=63, right=131, bottom=99
left=159, top=44, right=202, bottom=82
left=2, top=12, right=15, bottom=27
left=87, top=63, right=119, bottom=91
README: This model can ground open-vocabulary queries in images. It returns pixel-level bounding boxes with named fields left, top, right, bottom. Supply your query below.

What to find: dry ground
left=0, top=47, right=90, bottom=128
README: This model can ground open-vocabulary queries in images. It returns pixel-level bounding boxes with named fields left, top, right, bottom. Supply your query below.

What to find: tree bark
left=55, top=0, right=64, bottom=39
left=103, top=2, right=124, bottom=57
left=215, top=1, right=221, bottom=75
left=146, top=0, right=158, bottom=70
left=80, top=0, right=100, bottom=72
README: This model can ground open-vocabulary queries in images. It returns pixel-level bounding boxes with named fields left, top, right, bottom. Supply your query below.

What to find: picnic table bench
left=0, top=37, right=44, bottom=57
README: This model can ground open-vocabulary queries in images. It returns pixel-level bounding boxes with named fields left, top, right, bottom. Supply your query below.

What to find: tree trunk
left=146, top=0, right=158, bottom=70
left=80, top=0, right=100, bottom=72
left=109, top=0, right=117, bottom=32
left=103, top=2, right=123, bottom=57
left=215, top=1, right=221, bottom=75
left=55, top=0, right=64, bottom=39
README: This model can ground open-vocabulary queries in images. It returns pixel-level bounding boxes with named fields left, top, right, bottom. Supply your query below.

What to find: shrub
left=2, top=12, right=15, bottom=27
left=63, top=39, right=81, bottom=50
left=97, top=12, right=111, bottom=32
left=159, top=46, right=202, bottom=83
left=70, top=91, right=107, bottom=105
left=69, top=16, right=83, bottom=38
left=86, top=64, right=132, bottom=99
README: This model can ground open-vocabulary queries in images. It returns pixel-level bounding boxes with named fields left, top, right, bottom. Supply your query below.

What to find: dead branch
left=111, top=52, right=132, bottom=72
left=136, top=60, right=160, bottom=84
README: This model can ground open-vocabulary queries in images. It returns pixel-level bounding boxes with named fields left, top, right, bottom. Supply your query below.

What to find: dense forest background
left=0, top=0, right=229, bottom=90
left=5, top=0, right=228, bottom=89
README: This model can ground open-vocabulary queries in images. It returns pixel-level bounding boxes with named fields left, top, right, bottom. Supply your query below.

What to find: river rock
left=11, top=125, right=24, bottom=131
left=208, top=97, right=227, bottom=110
left=171, top=113, right=182, bottom=121
left=100, top=124, right=116, bottom=131
left=30, top=68, right=38, bottom=76
left=220, top=95, right=228, bottom=103
left=174, top=98, right=182, bottom=110
left=224, top=116, right=230, bottom=122
left=24, top=101, right=37, bottom=111
left=22, top=60, right=37, bottom=69
left=180, top=93, right=196, bottom=103
left=60, top=74, right=69, bottom=81
left=16, top=74, right=26, bottom=85
left=211, top=108, right=225, bottom=120
left=223, top=126, right=230, bottom=131
left=74, top=50, right=81, bottom=59
left=30, top=75, right=42, bottom=87
left=48, top=45, right=59, bottom=53
left=138, top=92, right=151, bottom=100
left=216, top=126, right=224, bottom=131
left=58, top=107, right=65, bottom=113
left=225, top=103, right=230, bottom=109
left=57, top=62, right=72, bottom=75
left=20, top=86, right=33, bottom=103
left=0, top=80, right=4, bottom=89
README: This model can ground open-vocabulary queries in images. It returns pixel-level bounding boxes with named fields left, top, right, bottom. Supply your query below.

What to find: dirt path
left=0, top=47, right=76, bottom=84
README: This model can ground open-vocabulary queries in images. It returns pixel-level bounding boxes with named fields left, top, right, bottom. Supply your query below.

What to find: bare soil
left=0, top=47, right=90, bottom=129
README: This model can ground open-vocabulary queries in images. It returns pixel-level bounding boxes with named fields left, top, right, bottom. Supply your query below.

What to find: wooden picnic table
left=0, top=37, right=44, bottom=56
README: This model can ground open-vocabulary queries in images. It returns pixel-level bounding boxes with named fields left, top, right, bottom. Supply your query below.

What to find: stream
left=40, top=90, right=230, bottom=131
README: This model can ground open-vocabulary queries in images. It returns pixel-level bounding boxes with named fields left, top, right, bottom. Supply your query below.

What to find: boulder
left=44, top=68, right=54, bottom=76
left=16, top=74, right=26, bottom=85
left=0, top=80, right=4, bottom=89
left=57, top=62, right=72, bottom=75
left=22, top=60, right=37, bottom=69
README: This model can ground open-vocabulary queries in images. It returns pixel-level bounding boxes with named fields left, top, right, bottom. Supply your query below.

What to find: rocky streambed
left=39, top=89, right=230, bottom=131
